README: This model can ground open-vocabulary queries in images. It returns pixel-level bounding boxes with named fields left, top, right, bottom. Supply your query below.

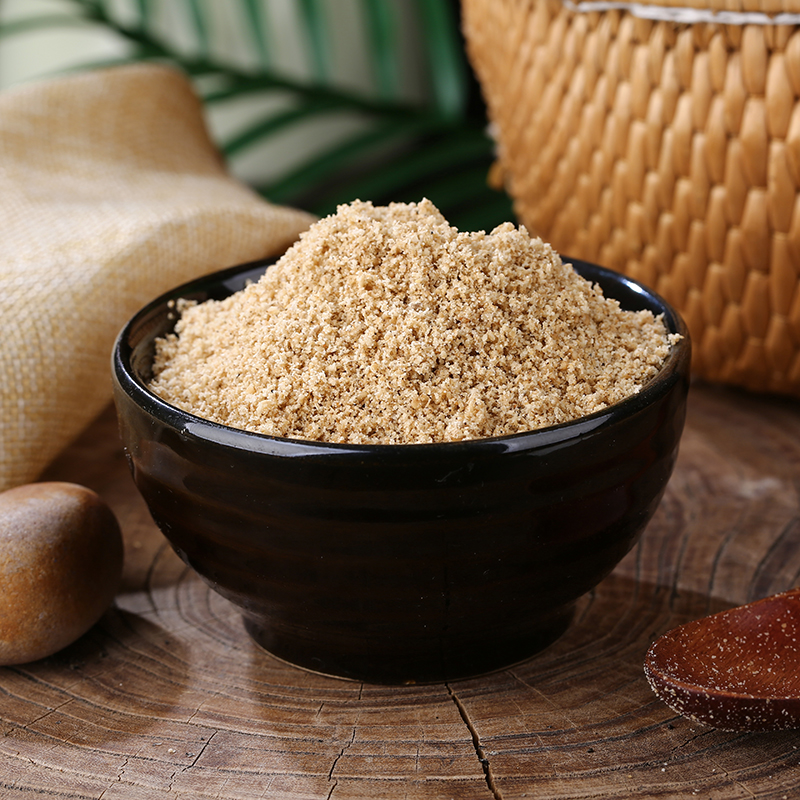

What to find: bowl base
left=242, top=606, right=574, bottom=685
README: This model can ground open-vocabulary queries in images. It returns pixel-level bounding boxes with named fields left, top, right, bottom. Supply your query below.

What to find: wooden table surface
left=1, top=382, right=799, bottom=799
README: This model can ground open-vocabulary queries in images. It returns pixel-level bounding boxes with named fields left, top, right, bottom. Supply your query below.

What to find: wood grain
left=1, top=382, right=799, bottom=799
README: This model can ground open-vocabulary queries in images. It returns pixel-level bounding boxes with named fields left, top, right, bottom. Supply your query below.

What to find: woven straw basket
left=462, top=0, right=800, bottom=397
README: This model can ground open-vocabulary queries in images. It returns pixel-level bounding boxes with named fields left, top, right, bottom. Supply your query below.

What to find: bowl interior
left=115, top=256, right=689, bottom=453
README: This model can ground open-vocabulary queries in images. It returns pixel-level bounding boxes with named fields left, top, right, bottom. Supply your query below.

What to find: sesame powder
left=149, top=199, right=678, bottom=444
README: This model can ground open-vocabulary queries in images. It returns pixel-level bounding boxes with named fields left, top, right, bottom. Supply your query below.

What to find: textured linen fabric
left=0, top=63, right=315, bottom=493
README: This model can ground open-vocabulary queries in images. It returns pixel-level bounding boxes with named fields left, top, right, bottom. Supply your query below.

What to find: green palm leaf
left=185, top=0, right=210, bottom=55
left=241, top=0, right=270, bottom=68
left=359, top=0, right=399, bottom=99
left=0, top=13, right=99, bottom=40
left=413, top=0, right=468, bottom=119
left=298, top=0, right=331, bottom=81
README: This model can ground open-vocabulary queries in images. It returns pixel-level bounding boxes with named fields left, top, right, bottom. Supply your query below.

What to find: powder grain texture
left=149, top=199, right=677, bottom=444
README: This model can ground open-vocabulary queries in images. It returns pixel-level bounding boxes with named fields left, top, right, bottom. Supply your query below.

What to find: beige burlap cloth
left=0, top=64, right=315, bottom=493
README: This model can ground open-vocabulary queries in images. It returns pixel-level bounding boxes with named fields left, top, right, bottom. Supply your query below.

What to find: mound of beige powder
left=149, top=199, right=678, bottom=444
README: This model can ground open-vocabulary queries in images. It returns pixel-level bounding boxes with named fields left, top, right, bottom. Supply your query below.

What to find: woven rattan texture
left=0, top=64, right=314, bottom=493
left=462, top=0, right=800, bottom=396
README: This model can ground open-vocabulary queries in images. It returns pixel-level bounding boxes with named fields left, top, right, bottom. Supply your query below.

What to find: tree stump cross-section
left=1, top=382, right=799, bottom=799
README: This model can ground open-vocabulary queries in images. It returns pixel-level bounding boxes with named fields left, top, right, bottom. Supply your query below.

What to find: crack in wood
left=712, top=758, right=758, bottom=800
left=21, top=696, right=74, bottom=729
left=669, top=726, right=716, bottom=752
left=97, top=757, right=128, bottom=800
left=164, top=730, right=218, bottom=793
left=327, top=726, right=356, bottom=783
left=734, top=778, right=759, bottom=799
left=188, top=729, right=217, bottom=768
left=446, top=683, right=504, bottom=800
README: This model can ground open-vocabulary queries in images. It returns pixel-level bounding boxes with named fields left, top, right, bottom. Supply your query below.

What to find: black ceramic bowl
left=112, top=258, right=690, bottom=684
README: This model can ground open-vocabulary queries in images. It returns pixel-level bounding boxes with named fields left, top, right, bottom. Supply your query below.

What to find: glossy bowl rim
left=112, top=257, right=691, bottom=457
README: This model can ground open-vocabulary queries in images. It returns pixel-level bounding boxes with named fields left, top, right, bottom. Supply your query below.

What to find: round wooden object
left=1, top=383, right=799, bottom=798
left=646, top=589, right=800, bottom=732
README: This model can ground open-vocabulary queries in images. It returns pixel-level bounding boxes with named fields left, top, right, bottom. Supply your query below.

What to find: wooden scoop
left=644, top=588, right=800, bottom=732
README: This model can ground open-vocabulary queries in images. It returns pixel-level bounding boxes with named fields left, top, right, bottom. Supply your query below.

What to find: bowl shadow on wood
left=442, top=573, right=798, bottom=735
